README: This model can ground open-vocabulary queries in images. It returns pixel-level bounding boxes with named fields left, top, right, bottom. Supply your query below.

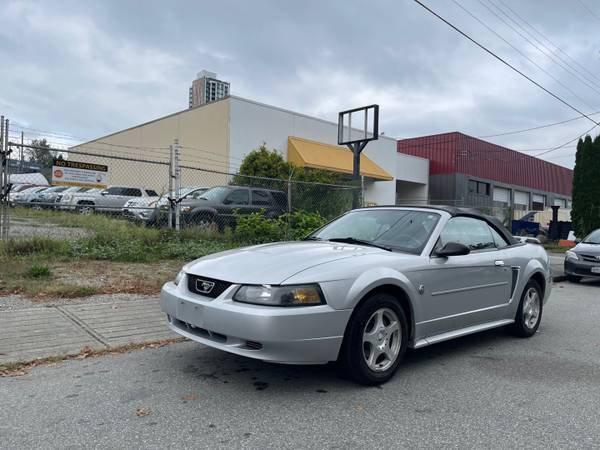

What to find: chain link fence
left=0, top=144, right=358, bottom=241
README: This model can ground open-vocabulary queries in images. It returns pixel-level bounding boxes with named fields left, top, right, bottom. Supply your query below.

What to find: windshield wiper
left=327, top=237, right=392, bottom=252
left=582, top=241, right=600, bottom=245
left=302, top=236, right=322, bottom=241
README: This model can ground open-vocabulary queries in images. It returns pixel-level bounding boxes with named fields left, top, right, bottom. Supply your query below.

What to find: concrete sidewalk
left=0, top=298, right=175, bottom=364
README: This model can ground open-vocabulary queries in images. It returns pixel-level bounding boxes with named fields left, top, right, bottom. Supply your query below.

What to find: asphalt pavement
left=1, top=280, right=599, bottom=449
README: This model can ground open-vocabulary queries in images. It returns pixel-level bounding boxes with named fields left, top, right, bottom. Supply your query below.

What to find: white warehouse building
left=73, top=96, right=429, bottom=206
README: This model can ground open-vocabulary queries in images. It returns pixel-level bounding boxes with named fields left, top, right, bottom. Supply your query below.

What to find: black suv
left=178, top=186, right=287, bottom=229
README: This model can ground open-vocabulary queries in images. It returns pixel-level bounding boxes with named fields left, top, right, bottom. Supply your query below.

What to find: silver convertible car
left=161, top=206, right=551, bottom=385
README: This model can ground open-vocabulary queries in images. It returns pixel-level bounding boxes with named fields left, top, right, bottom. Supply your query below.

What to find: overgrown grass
left=25, top=264, right=52, bottom=278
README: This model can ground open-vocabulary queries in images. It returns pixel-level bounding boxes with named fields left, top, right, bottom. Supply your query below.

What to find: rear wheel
left=566, top=275, right=581, bottom=283
left=339, top=293, right=408, bottom=385
left=509, top=280, right=543, bottom=338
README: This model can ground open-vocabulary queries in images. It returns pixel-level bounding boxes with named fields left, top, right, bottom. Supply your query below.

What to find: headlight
left=181, top=206, right=192, bottom=213
left=174, top=270, right=185, bottom=285
left=565, top=250, right=579, bottom=260
left=63, top=194, right=72, bottom=202
left=233, top=284, right=325, bottom=306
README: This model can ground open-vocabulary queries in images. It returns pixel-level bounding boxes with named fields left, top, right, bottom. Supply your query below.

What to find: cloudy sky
left=1, top=0, right=599, bottom=168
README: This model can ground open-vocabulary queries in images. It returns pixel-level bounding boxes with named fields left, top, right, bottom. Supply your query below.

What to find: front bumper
left=160, top=279, right=351, bottom=364
left=122, top=208, right=155, bottom=222
left=564, top=258, right=600, bottom=278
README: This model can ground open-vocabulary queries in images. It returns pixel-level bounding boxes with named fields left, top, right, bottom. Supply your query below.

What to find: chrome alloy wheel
left=522, top=287, right=541, bottom=329
left=362, top=307, right=402, bottom=372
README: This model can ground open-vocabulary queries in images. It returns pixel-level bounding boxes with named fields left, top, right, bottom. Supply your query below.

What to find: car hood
left=184, top=241, right=385, bottom=285
left=574, top=243, right=600, bottom=255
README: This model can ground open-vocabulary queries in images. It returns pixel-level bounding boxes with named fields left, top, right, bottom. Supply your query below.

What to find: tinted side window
left=122, top=188, right=142, bottom=197
left=439, top=217, right=496, bottom=251
left=107, top=187, right=125, bottom=195
left=252, top=190, right=272, bottom=206
left=145, top=189, right=158, bottom=196
left=224, top=189, right=249, bottom=205
left=271, top=192, right=288, bottom=209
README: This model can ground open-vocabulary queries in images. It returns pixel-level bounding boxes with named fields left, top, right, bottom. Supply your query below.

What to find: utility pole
left=0, top=116, right=10, bottom=240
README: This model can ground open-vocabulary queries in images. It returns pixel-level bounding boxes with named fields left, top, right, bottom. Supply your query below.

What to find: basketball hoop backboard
left=337, top=104, right=379, bottom=146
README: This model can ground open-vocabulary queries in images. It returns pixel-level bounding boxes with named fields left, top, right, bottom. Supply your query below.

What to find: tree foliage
left=571, top=134, right=600, bottom=238
left=26, top=139, right=56, bottom=168
left=232, top=144, right=353, bottom=218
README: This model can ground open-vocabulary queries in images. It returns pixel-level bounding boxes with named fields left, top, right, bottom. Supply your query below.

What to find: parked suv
left=177, top=186, right=287, bottom=229
left=66, top=186, right=159, bottom=214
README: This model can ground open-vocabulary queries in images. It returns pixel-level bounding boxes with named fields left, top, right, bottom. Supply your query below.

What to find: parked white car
left=58, top=186, right=158, bottom=214
left=12, top=186, right=50, bottom=205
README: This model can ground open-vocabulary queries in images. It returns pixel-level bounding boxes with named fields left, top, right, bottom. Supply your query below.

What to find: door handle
left=494, top=260, right=505, bottom=267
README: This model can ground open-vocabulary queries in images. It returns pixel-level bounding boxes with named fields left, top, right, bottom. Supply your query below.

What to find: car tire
left=566, top=275, right=582, bottom=283
left=338, top=293, right=408, bottom=385
left=77, top=203, right=95, bottom=215
left=192, top=213, right=215, bottom=230
left=509, top=279, right=543, bottom=338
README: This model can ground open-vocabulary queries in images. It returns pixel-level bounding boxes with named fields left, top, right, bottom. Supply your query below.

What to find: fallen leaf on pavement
left=182, top=394, right=198, bottom=401
left=136, top=407, right=152, bottom=417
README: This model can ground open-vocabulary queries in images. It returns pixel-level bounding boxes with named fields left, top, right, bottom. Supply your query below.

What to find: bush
left=280, top=210, right=328, bottom=240
left=234, top=211, right=284, bottom=244
left=25, top=264, right=53, bottom=278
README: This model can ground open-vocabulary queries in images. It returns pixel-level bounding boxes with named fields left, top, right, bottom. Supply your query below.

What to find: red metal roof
left=397, top=132, right=573, bottom=196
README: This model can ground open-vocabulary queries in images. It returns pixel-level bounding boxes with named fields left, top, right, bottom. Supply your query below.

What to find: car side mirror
left=100, top=190, right=108, bottom=196
left=435, top=242, right=471, bottom=257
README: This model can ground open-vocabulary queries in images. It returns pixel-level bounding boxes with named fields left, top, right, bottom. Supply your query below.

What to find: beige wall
left=71, top=99, right=231, bottom=193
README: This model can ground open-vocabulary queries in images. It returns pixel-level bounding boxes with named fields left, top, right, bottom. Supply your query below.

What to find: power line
left=496, top=0, right=600, bottom=85
left=450, top=0, right=596, bottom=110
left=477, top=110, right=600, bottom=138
left=576, top=0, right=600, bottom=23
left=478, top=0, right=600, bottom=98
left=412, top=0, right=600, bottom=127
left=534, top=123, right=599, bottom=157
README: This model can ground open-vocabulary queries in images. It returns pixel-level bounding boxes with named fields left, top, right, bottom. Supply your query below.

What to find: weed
left=25, top=264, right=52, bottom=278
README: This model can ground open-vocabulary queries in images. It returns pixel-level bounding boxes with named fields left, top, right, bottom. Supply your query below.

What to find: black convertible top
left=362, top=205, right=518, bottom=246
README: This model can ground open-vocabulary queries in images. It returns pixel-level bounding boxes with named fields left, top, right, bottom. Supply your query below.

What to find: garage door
left=493, top=187, right=510, bottom=203
left=532, top=194, right=545, bottom=211
left=514, top=191, right=529, bottom=206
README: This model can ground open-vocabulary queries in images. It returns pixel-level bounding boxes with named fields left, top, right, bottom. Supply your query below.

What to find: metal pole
left=0, top=116, right=4, bottom=240
left=352, top=142, right=361, bottom=209
left=174, top=138, right=181, bottom=232
left=20, top=131, right=24, bottom=172
left=168, top=144, right=173, bottom=229
left=4, top=119, right=10, bottom=240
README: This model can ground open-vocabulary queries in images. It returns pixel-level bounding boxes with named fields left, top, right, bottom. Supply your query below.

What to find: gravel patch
left=8, top=224, right=92, bottom=240
left=0, top=293, right=158, bottom=311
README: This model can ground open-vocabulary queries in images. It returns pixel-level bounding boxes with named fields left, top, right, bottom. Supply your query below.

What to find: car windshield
left=309, top=209, right=441, bottom=254
left=198, top=186, right=230, bottom=202
left=583, top=229, right=600, bottom=244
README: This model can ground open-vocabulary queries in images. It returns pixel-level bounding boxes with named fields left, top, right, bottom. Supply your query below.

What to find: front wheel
left=338, top=293, right=408, bottom=385
left=566, top=275, right=581, bottom=283
left=509, top=280, right=543, bottom=338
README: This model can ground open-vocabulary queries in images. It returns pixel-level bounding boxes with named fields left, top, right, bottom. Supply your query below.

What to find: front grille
left=579, top=254, right=600, bottom=263
left=187, top=274, right=232, bottom=299
left=171, top=318, right=227, bottom=342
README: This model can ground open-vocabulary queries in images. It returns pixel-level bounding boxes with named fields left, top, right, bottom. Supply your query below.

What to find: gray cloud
left=2, top=0, right=600, bottom=168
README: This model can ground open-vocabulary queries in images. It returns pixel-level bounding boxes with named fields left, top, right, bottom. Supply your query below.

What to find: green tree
left=25, top=139, right=60, bottom=180
left=232, top=145, right=353, bottom=218
left=571, top=134, right=600, bottom=238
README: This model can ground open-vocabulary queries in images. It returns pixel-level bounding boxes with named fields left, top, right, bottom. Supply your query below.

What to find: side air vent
left=510, top=267, right=520, bottom=298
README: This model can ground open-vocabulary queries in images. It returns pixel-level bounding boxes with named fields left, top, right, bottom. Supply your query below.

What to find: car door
left=419, top=216, right=513, bottom=337
left=102, top=187, right=126, bottom=212
left=250, top=189, right=275, bottom=216
left=221, top=188, right=251, bottom=222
